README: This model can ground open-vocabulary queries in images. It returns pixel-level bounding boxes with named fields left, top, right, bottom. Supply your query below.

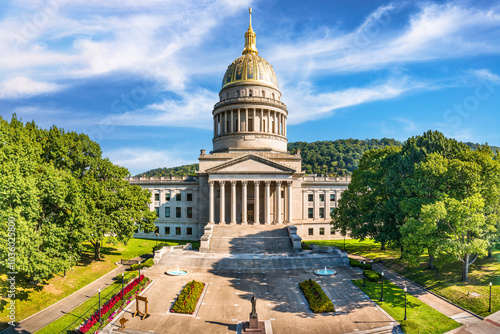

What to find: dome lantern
left=242, top=8, right=258, bottom=55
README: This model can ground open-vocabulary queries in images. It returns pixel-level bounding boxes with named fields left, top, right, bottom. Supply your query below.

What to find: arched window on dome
left=249, top=89, right=253, bottom=97
left=237, top=90, right=240, bottom=97
left=226, top=92, right=229, bottom=99
left=272, top=93, right=275, bottom=100
left=262, top=90, right=265, bottom=97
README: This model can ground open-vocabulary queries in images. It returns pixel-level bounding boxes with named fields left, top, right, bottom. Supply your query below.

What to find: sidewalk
left=2, top=256, right=146, bottom=334
left=348, top=254, right=490, bottom=332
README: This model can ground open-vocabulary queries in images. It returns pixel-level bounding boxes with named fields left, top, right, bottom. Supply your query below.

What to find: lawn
left=0, top=237, right=197, bottom=330
left=353, top=279, right=461, bottom=334
left=304, top=239, right=500, bottom=317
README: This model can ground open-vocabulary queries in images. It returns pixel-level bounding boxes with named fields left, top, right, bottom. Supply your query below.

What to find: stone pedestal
left=242, top=316, right=266, bottom=333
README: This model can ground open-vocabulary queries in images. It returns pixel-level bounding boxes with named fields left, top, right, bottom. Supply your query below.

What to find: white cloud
left=105, top=147, right=196, bottom=175
left=0, top=76, right=62, bottom=99
left=469, top=69, right=500, bottom=83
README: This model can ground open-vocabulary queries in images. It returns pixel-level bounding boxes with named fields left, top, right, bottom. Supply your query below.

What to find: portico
left=208, top=179, right=293, bottom=225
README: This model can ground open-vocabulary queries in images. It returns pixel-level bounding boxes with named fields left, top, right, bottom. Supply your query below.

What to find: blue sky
left=1, top=0, right=499, bottom=175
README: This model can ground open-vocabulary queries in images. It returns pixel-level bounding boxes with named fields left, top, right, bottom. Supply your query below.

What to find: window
left=165, top=193, right=171, bottom=201
left=248, top=118, right=253, bottom=131
left=262, top=119, right=266, bottom=132
left=308, top=228, right=314, bottom=236
left=319, top=194, right=325, bottom=202
left=155, top=226, right=159, bottom=234
left=308, top=208, right=313, bottom=219
left=165, top=226, right=170, bottom=234
left=154, top=207, right=159, bottom=216
left=187, top=193, right=193, bottom=201
left=319, top=227, right=325, bottom=235
left=226, top=92, right=229, bottom=99
left=330, top=227, right=336, bottom=235
left=308, top=194, right=314, bottom=202
left=176, top=193, right=181, bottom=201
left=216, top=190, right=220, bottom=199
left=330, top=193, right=336, bottom=202
left=176, top=207, right=181, bottom=218
left=330, top=208, right=334, bottom=217
left=187, top=207, right=193, bottom=218
left=176, top=227, right=181, bottom=235
left=272, top=93, right=275, bottom=99
left=154, top=193, right=159, bottom=201
left=319, top=208, right=325, bottom=218
left=261, top=90, right=265, bottom=97
left=165, top=207, right=170, bottom=218
left=187, top=227, right=193, bottom=235
left=249, top=89, right=253, bottom=97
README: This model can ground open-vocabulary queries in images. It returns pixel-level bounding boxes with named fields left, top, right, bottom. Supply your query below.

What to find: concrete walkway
left=347, top=254, right=489, bottom=332
left=1, top=256, right=146, bottom=334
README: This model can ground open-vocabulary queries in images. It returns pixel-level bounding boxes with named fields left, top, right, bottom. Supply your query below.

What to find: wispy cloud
left=0, top=76, right=62, bottom=99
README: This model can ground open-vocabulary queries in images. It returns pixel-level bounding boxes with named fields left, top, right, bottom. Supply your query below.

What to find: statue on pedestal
left=250, top=295, right=257, bottom=318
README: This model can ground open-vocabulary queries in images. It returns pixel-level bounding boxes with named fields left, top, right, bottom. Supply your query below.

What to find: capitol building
left=130, top=10, right=350, bottom=243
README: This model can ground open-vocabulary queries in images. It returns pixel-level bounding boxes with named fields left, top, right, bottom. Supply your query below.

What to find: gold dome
left=221, top=8, right=279, bottom=89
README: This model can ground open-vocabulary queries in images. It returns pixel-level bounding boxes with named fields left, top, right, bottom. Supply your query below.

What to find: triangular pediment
left=206, top=154, right=296, bottom=174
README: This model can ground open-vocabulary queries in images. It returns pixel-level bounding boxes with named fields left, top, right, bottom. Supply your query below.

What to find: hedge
left=115, top=271, right=138, bottom=284
left=299, top=279, right=335, bottom=313
left=153, top=242, right=170, bottom=252
left=130, top=258, right=154, bottom=271
left=365, top=270, right=382, bottom=282
left=171, top=280, right=205, bottom=314
left=349, top=258, right=372, bottom=270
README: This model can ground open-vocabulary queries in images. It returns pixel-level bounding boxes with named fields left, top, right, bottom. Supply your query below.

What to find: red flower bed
left=78, top=274, right=146, bottom=333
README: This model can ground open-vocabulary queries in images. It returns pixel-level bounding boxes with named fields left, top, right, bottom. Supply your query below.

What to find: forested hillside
left=136, top=139, right=499, bottom=178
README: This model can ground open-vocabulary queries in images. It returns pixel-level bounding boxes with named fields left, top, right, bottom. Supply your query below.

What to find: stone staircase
left=206, top=224, right=294, bottom=254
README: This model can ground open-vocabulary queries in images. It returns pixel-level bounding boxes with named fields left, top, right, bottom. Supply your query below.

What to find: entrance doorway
left=248, top=204, right=254, bottom=223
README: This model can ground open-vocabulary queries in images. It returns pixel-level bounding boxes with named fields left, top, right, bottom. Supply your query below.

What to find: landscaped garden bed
left=299, top=279, right=335, bottom=313
left=170, top=280, right=206, bottom=314
left=77, top=274, right=150, bottom=333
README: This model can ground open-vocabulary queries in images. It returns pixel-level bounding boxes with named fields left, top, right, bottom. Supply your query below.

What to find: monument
left=243, top=294, right=266, bottom=334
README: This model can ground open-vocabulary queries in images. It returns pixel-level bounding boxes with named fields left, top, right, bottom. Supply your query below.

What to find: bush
left=365, top=270, right=382, bottom=282
left=171, top=280, right=205, bottom=314
left=153, top=242, right=170, bottom=252
left=115, top=271, right=137, bottom=284
left=301, top=242, right=311, bottom=250
left=299, top=279, right=335, bottom=313
left=349, top=258, right=372, bottom=270
left=130, top=258, right=154, bottom=271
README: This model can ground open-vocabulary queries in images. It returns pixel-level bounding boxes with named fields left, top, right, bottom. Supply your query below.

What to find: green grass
left=0, top=237, right=197, bottom=330
left=305, top=239, right=500, bottom=317
left=353, top=279, right=461, bottom=334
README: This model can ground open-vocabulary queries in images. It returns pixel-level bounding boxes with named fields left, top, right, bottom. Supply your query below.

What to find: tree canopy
left=0, top=115, right=156, bottom=282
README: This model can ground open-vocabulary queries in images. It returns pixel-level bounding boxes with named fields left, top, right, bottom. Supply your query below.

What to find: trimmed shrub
left=301, top=242, right=311, bottom=250
left=171, top=280, right=205, bottom=314
left=365, top=270, right=382, bottom=282
left=153, top=242, right=170, bottom=252
left=299, top=279, right=335, bottom=313
left=115, top=271, right=137, bottom=284
left=130, top=258, right=154, bottom=271
left=349, top=258, right=372, bottom=270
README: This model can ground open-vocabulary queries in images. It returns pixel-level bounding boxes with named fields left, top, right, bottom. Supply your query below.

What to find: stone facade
left=131, top=10, right=350, bottom=242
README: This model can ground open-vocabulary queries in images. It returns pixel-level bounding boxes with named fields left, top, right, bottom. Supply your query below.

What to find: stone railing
left=309, top=244, right=349, bottom=265
left=287, top=225, right=302, bottom=252
left=199, top=224, right=214, bottom=253
left=302, top=176, right=352, bottom=182
left=213, top=96, right=287, bottom=110
left=125, top=175, right=198, bottom=182
left=153, top=243, right=192, bottom=263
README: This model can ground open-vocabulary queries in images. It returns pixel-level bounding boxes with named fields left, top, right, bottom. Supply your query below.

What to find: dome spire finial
left=243, top=7, right=258, bottom=55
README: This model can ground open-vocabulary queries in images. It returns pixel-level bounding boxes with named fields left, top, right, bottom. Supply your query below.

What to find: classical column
left=241, top=181, right=248, bottom=225
left=276, top=181, right=282, bottom=224
left=265, top=181, right=271, bottom=224
left=254, top=181, right=260, bottom=224
left=237, top=109, right=241, bottom=132
left=208, top=181, right=214, bottom=224
left=245, top=108, right=248, bottom=131
left=230, top=109, right=233, bottom=133
left=230, top=181, right=237, bottom=224
left=219, top=181, right=225, bottom=224
left=287, top=181, right=293, bottom=224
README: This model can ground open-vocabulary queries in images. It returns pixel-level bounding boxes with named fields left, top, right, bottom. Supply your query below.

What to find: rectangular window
left=308, top=194, right=313, bottom=202
left=154, top=207, right=159, bottom=216
left=176, top=207, right=181, bottom=218
left=165, top=226, right=170, bottom=234
left=330, top=208, right=334, bottom=217
left=165, top=207, right=170, bottom=218
left=165, top=193, right=171, bottom=201
left=308, top=208, right=313, bottom=219
left=154, top=193, right=160, bottom=201
left=187, top=193, right=193, bottom=201
left=176, top=227, right=181, bottom=235
left=187, top=227, right=193, bottom=235
left=176, top=193, right=182, bottom=201
left=308, top=228, right=314, bottom=236
left=330, top=227, right=336, bottom=235
left=319, top=208, right=325, bottom=218
left=319, top=227, right=325, bottom=235
left=155, top=226, right=159, bottom=234
left=187, top=207, right=193, bottom=218
left=330, top=193, right=336, bottom=202
left=319, top=194, right=325, bottom=202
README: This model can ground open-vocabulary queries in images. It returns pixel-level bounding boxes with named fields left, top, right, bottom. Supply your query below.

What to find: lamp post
left=121, top=273, right=125, bottom=307
left=380, top=272, right=384, bottom=301
left=344, top=235, right=346, bottom=251
left=98, top=288, right=102, bottom=325
left=489, top=282, right=492, bottom=312
left=404, top=286, right=408, bottom=321
left=363, top=260, right=366, bottom=287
